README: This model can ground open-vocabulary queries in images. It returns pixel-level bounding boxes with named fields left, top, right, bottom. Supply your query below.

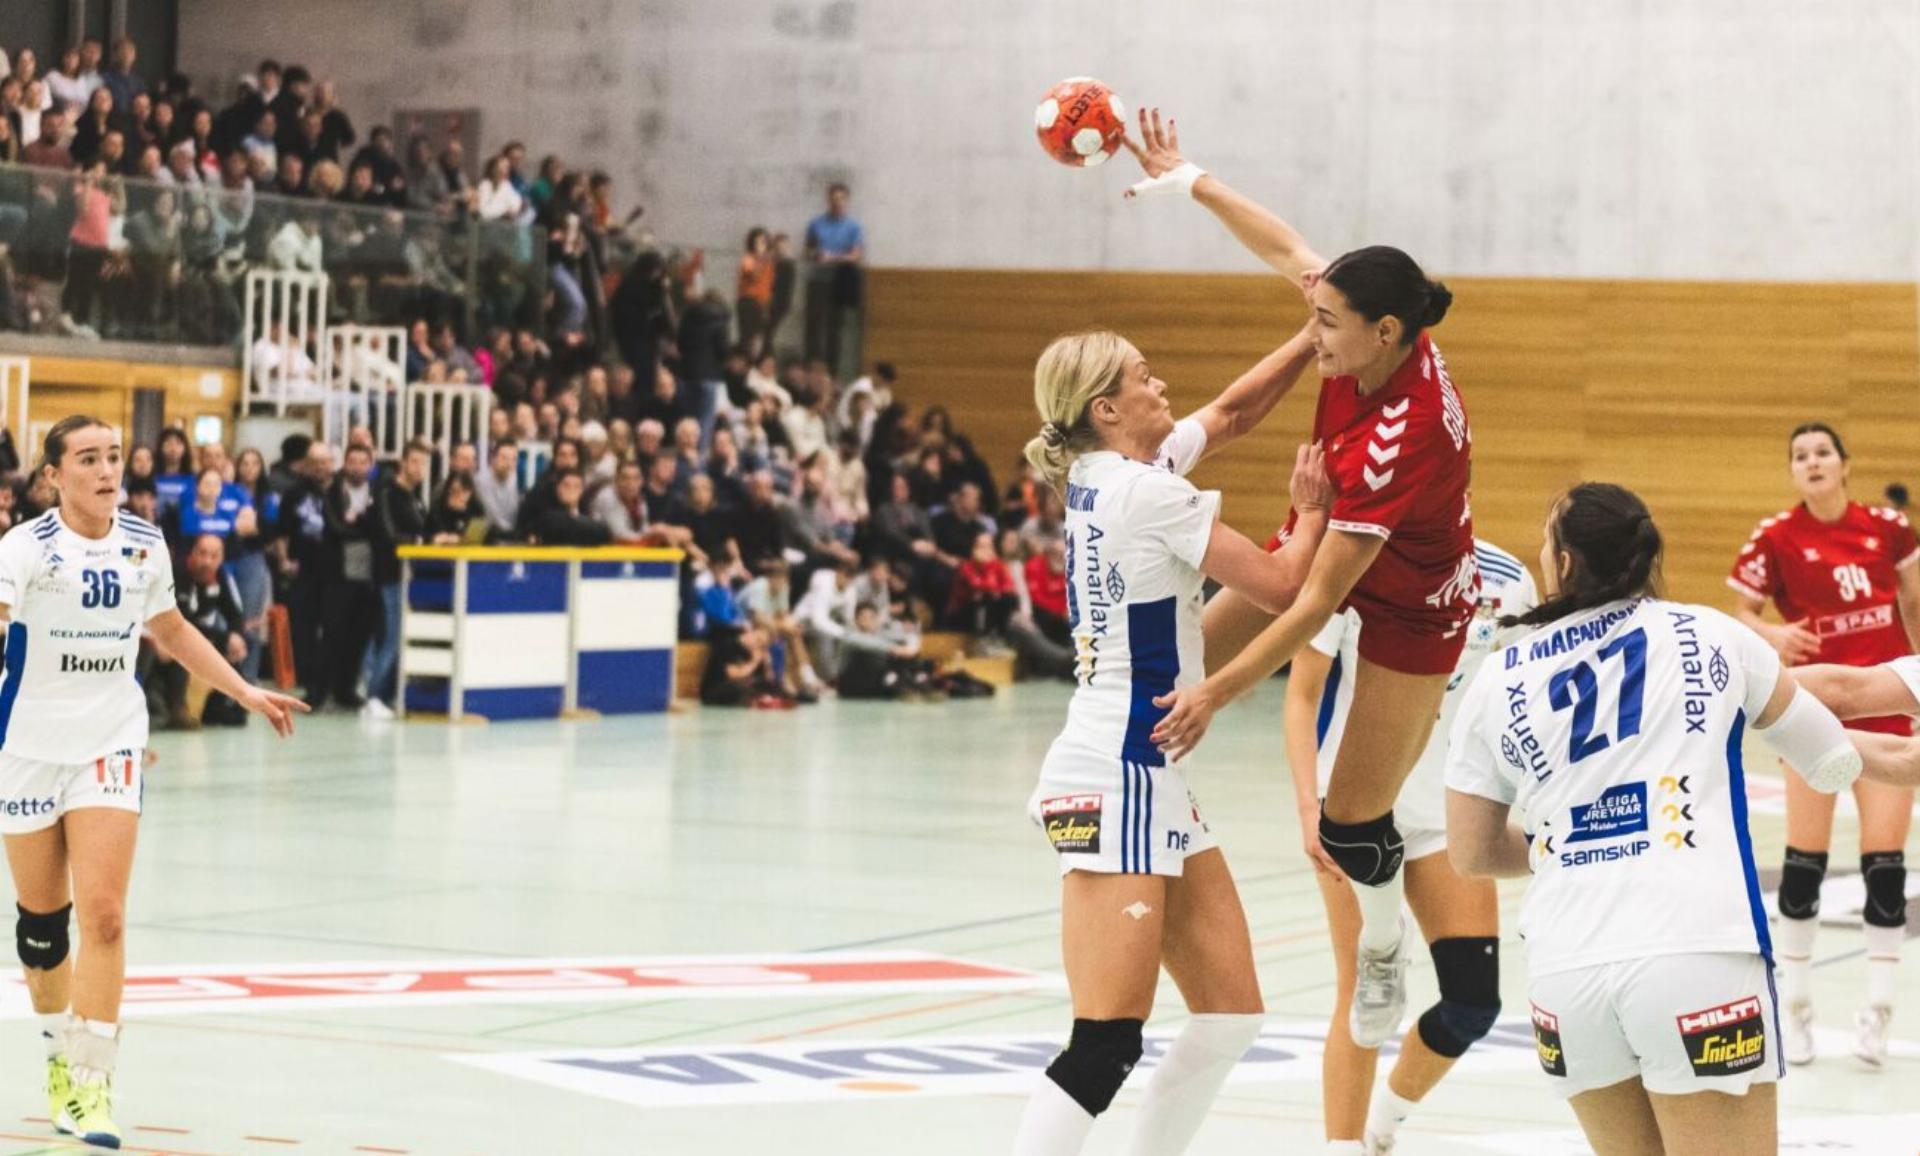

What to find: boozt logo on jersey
left=1567, top=782, right=1647, bottom=843
left=1677, top=996, right=1766, bottom=1076
left=59, top=653, right=128, bottom=674
left=1531, top=1004, right=1566, bottom=1077
left=0, top=795, right=57, bottom=819
left=1041, top=795, right=1101, bottom=854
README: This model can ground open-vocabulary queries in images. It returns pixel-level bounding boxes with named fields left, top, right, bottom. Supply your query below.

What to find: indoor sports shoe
left=1783, top=999, right=1815, bottom=1066
left=1363, top=1129, right=1397, bottom=1155
left=46, top=1055, right=72, bottom=1132
left=56, top=1077, right=120, bottom=1149
left=1854, top=1004, right=1892, bottom=1067
left=1350, top=925, right=1410, bottom=1049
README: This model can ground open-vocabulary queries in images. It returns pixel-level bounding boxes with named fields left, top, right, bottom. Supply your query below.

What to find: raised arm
left=1124, top=108, right=1328, bottom=288
left=1898, top=560, right=1920, bottom=651
left=1195, top=444, right=1331, bottom=614
left=1852, top=730, right=1920, bottom=788
left=1186, top=325, right=1316, bottom=459
left=1793, top=662, right=1920, bottom=720
left=1731, top=588, right=1819, bottom=666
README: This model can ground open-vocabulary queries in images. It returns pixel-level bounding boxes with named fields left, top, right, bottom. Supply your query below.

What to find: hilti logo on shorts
left=1041, top=794, right=1101, bottom=854
left=1677, top=996, right=1762, bottom=1036
left=1530, top=1004, right=1566, bottom=1077
left=1362, top=399, right=1409, bottom=492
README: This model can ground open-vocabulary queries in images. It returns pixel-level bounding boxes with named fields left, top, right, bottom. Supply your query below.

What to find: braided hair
left=1504, top=482, right=1664, bottom=629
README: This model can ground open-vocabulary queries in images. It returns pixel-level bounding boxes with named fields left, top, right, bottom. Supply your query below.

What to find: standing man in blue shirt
left=804, top=182, right=865, bottom=382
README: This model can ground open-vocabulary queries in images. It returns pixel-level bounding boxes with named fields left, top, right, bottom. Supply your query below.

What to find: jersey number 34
left=1547, top=628, right=1647, bottom=764
left=79, top=569, right=122, bottom=609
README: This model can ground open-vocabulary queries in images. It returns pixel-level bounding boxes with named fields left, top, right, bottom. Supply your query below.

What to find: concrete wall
left=178, top=0, right=1920, bottom=279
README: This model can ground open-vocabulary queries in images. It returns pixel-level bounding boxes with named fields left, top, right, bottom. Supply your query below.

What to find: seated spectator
left=1009, top=536, right=1075, bottom=680
left=475, top=153, right=523, bottom=221
left=447, top=441, right=480, bottom=477
left=737, top=558, right=821, bottom=701
left=682, top=474, right=736, bottom=573
left=590, top=459, right=651, bottom=543
left=925, top=480, right=991, bottom=604
left=699, top=619, right=782, bottom=708
left=581, top=421, right=617, bottom=486
left=795, top=555, right=861, bottom=680
left=475, top=437, right=522, bottom=536
left=425, top=470, right=490, bottom=545
left=669, top=417, right=704, bottom=493
left=706, top=425, right=750, bottom=507
left=946, top=530, right=1018, bottom=650
left=516, top=437, right=581, bottom=534
left=836, top=602, right=934, bottom=701
left=176, top=465, right=255, bottom=545
left=146, top=533, right=249, bottom=728
left=633, top=418, right=666, bottom=462
left=829, top=431, right=869, bottom=524
left=433, top=321, right=482, bottom=381
left=531, top=467, right=611, bottom=545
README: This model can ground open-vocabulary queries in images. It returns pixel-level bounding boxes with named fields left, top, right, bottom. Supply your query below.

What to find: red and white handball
left=1034, top=77, right=1126, bottom=167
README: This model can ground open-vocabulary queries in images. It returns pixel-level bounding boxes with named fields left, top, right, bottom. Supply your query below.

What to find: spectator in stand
left=62, top=162, right=117, bottom=334
left=706, top=425, right=750, bottom=508
left=516, top=437, right=582, bottom=534
left=795, top=555, right=861, bottom=679
left=738, top=557, right=821, bottom=700
left=926, top=480, right=991, bottom=606
left=0, top=115, right=19, bottom=166
left=836, top=600, right=935, bottom=701
left=22, top=107, right=67, bottom=168
left=476, top=153, right=523, bottom=221
left=475, top=438, right=522, bottom=537
left=311, top=80, right=354, bottom=160
left=698, top=614, right=780, bottom=708
left=768, top=231, right=798, bottom=346
left=272, top=152, right=305, bottom=197
left=426, top=470, right=490, bottom=545
left=795, top=451, right=859, bottom=559
left=804, top=182, right=865, bottom=378
left=363, top=440, right=431, bottom=716
left=165, top=140, right=201, bottom=186
left=532, top=468, right=611, bottom=546
left=323, top=443, right=378, bottom=709
left=149, top=534, right=250, bottom=728
left=679, top=288, right=733, bottom=448
left=278, top=441, right=335, bottom=705
left=829, top=431, right=869, bottom=524
left=737, top=227, right=776, bottom=358
left=349, top=125, right=406, bottom=206
left=152, top=428, right=193, bottom=513
left=1010, top=535, right=1075, bottom=680
left=174, top=465, right=248, bottom=551
left=100, top=37, right=145, bottom=113
left=946, top=529, right=1018, bottom=652
left=242, top=110, right=278, bottom=172
left=1017, top=483, right=1066, bottom=555
left=122, top=91, right=159, bottom=159
left=46, top=47, right=90, bottom=111
left=872, top=470, right=936, bottom=567
left=682, top=473, right=736, bottom=570
left=610, top=250, right=673, bottom=396
left=433, top=322, right=482, bottom=381
left=70, top=87, right=116, bottom=166
left=590, top=458, right=650, bottom=541
left=269, top=66, right=310, bottom=158
left=782, top=386, right=832, bottom=464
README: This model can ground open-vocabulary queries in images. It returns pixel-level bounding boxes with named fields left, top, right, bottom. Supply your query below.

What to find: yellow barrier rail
left=397, top=545, right=686, bottom=563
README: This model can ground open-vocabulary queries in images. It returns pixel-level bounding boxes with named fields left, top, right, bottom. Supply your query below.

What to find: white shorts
left=0, top=751, right=144, bottom=835
left=1402, top=825, right=1446, bottom=863
left=1527, top=952, right=1782, bottom=1098
left=1029, top=751, right=1216, bottom=877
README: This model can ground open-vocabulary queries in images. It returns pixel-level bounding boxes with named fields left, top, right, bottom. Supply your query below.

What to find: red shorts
left=1846, top=714, right=1913, bottom=738
left=1351, top=602, right=1470, bottom=676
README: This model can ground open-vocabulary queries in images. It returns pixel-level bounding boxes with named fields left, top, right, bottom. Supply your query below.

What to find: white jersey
left=0, top=510, right=176, bottom=763
left=1050, top=418, right=1215, bottom=769
left=1311, top=539, right=1538, bottom=831
left=1892, top=655, right=1920, bottom=711
left=1446, top=599, right=1785, bottom=977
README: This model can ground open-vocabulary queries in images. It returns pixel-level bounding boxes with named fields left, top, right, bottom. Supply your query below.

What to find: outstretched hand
left=1122, top=108, right=1202, bottom=199
left=239, top=686, right=311, bottom=737
left=1290, top=442, right=1334, bottom=513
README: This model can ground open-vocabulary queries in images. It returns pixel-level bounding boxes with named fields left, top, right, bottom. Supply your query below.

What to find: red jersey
left=1728, top=502, right=1918, bottom=668
left=1025, top=554, right=1068, bottom=620
left=1281, top=333, right=1477, bottom=673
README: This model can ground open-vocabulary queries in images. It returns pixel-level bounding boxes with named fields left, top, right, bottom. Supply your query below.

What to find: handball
left=1035, top=78, right=1127, bottom=167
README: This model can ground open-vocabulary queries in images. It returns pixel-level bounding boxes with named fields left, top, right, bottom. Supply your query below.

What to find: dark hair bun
left=1421, top=280, right=1453, bottom=328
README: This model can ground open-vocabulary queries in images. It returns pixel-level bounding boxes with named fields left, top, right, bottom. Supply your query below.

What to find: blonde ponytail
left=1025, top=330, right=1130, bottom=491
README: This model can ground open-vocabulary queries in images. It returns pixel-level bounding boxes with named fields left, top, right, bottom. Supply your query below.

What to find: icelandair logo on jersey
left=50, top=624, right=135, bottom=641
left=1677, top=996, right=1767, bottom=1076
left=1567, top=782, right=1647, bottom=843
left=59, top=653, right=128, bottom=674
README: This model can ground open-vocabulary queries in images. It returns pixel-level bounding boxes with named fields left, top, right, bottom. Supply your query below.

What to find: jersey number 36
left=79, top=568, right=122, bottom=609
left=1547, top=628, right=1647, bottom=764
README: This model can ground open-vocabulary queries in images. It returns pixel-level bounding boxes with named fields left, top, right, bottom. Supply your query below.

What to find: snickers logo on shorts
left=1041, top=794, right=1102, bottom=854
left=1677, top=996, right=1766, bottom=1076
left=1531, top=1004, right=1566, bottom=1077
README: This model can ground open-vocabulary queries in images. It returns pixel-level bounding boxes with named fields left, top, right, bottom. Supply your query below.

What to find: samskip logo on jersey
left=1566, top=782, right=1647, bottom=843
left=1677, top=996, right=1766, bottom=1076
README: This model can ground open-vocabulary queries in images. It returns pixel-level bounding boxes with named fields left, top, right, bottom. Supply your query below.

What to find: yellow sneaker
left=46, top=1055, right=72, bottom=1132
left=55, top=1075, right=119, bottom=1149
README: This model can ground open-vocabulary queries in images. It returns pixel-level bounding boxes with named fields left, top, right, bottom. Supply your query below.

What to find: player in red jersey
left=1729, top=421, right=1920, bottom=1067
left=1124, top=110, right=1478, bottom=1052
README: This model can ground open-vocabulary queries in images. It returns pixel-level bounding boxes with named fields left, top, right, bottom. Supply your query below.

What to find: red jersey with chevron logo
left=1282, top=332, right=1477, bottom=671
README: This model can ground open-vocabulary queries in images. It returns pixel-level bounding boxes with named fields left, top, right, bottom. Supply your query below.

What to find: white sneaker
left=360, top=698, right=395, bottom=721
left=1783, top=999, right=1815, bottom=1066
left=1350, top=922, right=1409, bottom=1049
left=1854, top=1004, right=1892, bottom=1067
left=1363, top=1129, right=1397, bottom=1155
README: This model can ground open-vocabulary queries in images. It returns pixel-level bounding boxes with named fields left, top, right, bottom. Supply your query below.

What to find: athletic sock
left=1012, top=1075, right=1095, bottom=1155
left=1776, top=915, right=1818, bottom=1007
left=65, top=1018, right=117, bottom=1086
left=39, top=1012, right=67, bottom=1061
left=1121, top=1013, right=1263, bottom=1156
left=1326, top=1142, right=1366, bottom=1155
left=1352, top=873, right=1407, bottom=955
left=1365, top=1082, right=1419, bottom=1146
left=1865, top=923, right=1902, bottom=1010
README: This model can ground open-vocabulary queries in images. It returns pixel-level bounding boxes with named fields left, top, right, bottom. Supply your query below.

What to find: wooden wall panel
left=868, top=270, right=1920, bottom=607
left=16, top=356, right=240, bottom=450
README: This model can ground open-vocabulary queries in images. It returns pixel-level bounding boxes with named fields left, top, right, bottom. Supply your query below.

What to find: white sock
left=39, top=1011, right=67, bottom=1061
left=1352, top=874, right=1407, bottom=955
left=1365, top=1082, right=1418, bottom=1144
left=1326, top=1142, right=1366, bottom=1155
left=65, top=1018, right=117, bottom=1085
left=1012, top=1076, right=1095, bottom=1156
left=1865, top=923, right=1902, bottom=1010
left=1121, top=1013, right=1263, bottom=1156
left=1776, top=916, right=1818, bottom=1007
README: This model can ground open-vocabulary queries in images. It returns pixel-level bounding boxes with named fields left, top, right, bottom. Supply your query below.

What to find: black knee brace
left=1319, top=810, right=1404, bottom=887
left=16, top=903, right=71, bottom=971
left=1778, top=846, right=1828, bottom=920
left=1416, top=937, right=1501, bottom=1059
left=1862, top=851, right=1908, bottom=929
left=1044, top=1017, right=1143, bottom=1116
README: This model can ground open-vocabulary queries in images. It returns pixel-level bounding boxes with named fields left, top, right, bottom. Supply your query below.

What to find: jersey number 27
left=80, top=569, right=122, bottom=609
left=1547, top=628, right=1647, bottom=764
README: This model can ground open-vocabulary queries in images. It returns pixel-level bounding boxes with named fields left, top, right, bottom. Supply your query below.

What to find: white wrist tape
left=1128, top=161, right=1207, bottom=199
left=1762, top=686, right=1862, bottom=793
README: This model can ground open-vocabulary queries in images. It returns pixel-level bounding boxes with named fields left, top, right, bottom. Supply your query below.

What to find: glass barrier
left=0, top=160, right=546, bottom=347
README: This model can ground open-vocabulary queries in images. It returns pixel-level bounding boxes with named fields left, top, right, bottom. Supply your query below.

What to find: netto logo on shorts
left=59, top=653, right=127, bottom=674
left=1530, top=1004, right=1566, bottom=1077
left=1677, top=996, right=1766, bottom=1076
left=0, top=796, right=57, bottom=818
left=1041, top=794, right=1101, bottom=854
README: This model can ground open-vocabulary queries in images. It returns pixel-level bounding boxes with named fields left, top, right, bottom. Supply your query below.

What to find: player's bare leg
left=1567, top=1078, right=1664, bottom=1156
left=59, top=807, right=138, bottom=1148
left=1313, top=871, right=1377, bottom=1150
left=1321, top=661, right=1447, bottom=1046
left=1647, top=1083, right=1777, bottom=1155
left=1776, top=764, right=1836, bottom=1063
left=1852, top=776, right=1913, bottom=1064
left=4, top=824, right=76, bottom=1130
